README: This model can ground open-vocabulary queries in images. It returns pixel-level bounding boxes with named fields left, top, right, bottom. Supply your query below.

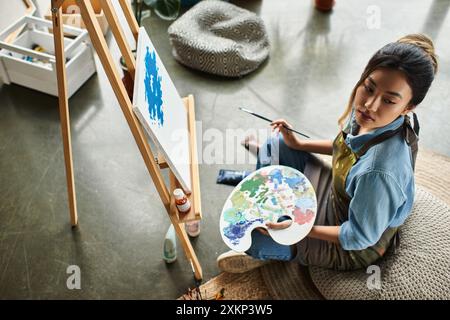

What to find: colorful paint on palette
left=220, top=165, right=317, bottom=252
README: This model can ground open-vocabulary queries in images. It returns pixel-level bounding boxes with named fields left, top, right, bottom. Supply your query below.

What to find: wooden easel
left=50, top=0, right=203, bottom=280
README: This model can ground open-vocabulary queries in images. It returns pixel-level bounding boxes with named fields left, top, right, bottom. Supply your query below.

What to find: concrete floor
left=0, top=0, right=449, bottom=299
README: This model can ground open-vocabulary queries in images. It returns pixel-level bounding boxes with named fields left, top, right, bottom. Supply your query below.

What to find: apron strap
left=354, top=114, right=420, bottom=159
left=403, top=113, right=420, bottom=143
left=412, top=112, right=420, bottom=136
left=355, top=125, right=404, bottom=158
left=404, top=113, right=420, bottom=170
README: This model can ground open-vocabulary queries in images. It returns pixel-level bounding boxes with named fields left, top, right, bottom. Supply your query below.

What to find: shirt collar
left=345, top=112, right=405, bottom=153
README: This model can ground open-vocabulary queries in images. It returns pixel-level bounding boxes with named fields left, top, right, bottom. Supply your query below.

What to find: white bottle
left=163, top=224, right=177, bottom=263
left=185, top=220, right=201, bottom=237
left=173, top=188, right=191, bottom=214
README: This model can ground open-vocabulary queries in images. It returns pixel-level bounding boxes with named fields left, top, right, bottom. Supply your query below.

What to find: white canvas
left=132, top=27, right=191, bottom=192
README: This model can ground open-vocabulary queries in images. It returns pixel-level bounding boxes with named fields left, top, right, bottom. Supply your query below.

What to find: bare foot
left=241, top=134, right=260, bottom=156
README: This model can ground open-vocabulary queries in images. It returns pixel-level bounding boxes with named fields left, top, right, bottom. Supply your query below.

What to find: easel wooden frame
left=50, top=0, right=203, bottom=280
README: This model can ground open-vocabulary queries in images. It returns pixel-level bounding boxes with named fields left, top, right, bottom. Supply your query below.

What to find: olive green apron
left=330, top=114, right=419, bottom=268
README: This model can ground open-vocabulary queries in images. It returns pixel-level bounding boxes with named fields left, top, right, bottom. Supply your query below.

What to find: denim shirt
left=338, top=111, right=415, bottom=250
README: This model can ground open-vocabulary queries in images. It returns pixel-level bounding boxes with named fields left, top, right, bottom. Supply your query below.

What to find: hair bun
left=397, top=33, right=438, bottom=73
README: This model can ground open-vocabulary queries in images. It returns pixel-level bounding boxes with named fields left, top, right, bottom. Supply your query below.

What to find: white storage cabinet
left=0, top=16, right=96, bottom=98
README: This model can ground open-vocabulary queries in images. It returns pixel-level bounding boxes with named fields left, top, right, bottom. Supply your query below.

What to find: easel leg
left=100, top=0, right=136, bottom=80
left=51, top=1, right=78, bottom=226
left=169, top=202, right=203, bottom=281
left=169, top=172, right=202, bottom=281
left=74, top=0, right=203, bottom=280
left=76, top=0, right=171, bottom=211
left=118, top=0, right=139, bottom=43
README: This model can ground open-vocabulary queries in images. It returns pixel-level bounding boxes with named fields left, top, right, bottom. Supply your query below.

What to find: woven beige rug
left=179, top=268, right=272, bottom=300
left=415, top=149, right=450, bottom=205
left=180, top=148, right=450, bottom=300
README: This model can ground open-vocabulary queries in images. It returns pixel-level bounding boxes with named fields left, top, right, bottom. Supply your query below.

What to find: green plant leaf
left=154, top=0, right=181, bottom=20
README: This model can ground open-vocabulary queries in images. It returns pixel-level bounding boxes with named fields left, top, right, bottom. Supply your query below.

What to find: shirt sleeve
left=339, top=171, right=407, bottom=250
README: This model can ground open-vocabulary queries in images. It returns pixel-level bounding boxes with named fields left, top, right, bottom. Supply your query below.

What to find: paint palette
left=220, top=165, right=317, bottom=252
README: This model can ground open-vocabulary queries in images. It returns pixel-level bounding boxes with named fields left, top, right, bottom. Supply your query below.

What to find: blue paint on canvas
left=144, top=47, right=164, bottom=126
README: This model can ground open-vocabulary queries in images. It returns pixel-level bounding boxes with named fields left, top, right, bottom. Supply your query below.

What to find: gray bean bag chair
left=261, top=186, right=450, bottom=299
left=168, top=0, right=270, bottom=77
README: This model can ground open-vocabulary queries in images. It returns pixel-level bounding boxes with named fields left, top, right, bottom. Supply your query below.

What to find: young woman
left=217, top=34, right=438, bottom=272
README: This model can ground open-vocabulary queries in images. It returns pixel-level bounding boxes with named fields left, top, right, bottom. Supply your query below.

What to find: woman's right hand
left=270, top=119, right=302, bottom=149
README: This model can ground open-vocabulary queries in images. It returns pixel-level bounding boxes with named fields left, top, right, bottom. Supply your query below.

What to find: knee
left=258, top=134, right=310, bottom=171
left=261, top=134, right=290, bottom=157
left=274, top=135, right=310, bottom=168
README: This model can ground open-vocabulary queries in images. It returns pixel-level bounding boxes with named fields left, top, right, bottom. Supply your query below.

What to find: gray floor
left=1, top=0, right=449, bottom=299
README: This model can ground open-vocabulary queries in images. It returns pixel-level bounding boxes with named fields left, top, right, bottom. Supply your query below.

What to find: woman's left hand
left=256, top=219, right=292, bottom=235
left=266, top=220, right=292, bottom=230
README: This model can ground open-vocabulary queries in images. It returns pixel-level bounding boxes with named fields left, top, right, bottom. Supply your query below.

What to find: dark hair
left=339, top=34, right=438, bottom=127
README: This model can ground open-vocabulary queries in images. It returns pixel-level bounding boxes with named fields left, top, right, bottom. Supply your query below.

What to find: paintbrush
left=239, top=107, right=310, bottom=138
